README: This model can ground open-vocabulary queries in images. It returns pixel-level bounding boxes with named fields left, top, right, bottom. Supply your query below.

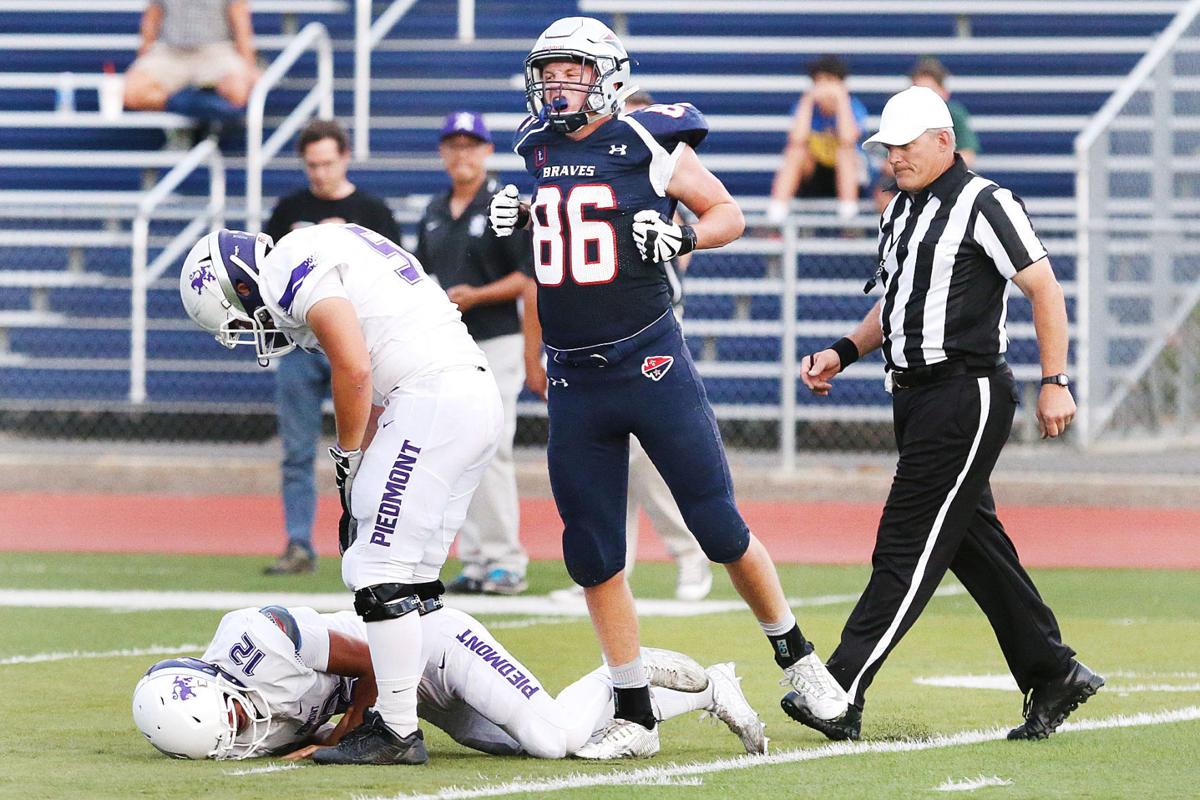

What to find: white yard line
left=348, top=707, right=1200, bottom=800
left=934, top=775, right=1013, bottom=792
left=0, top=584, right=966, bottom=614
left=224, top=762, right=305, bottom=776
left=0, top=585, right=967, bottom=664
left=915, top=674, right=1200, bottom=694
left=0, top=643, right=204, bottom=665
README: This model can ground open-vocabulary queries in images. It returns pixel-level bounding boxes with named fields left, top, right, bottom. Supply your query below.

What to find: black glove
left=328, top=445, right=363, bottom=554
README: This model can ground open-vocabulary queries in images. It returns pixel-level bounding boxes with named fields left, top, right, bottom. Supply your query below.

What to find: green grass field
left=1, top=552, right=1198, bottom=800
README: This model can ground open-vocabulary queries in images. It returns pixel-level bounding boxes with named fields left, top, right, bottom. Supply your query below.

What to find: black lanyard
left=864, top=193, right=925, bottom=295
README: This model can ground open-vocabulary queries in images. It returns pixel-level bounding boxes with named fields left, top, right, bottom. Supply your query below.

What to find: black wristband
left=515, top=204, right=531, bottom=230
left=829, top=337, right=859, bottom=370
left=678, top=224, right=698, bottom=256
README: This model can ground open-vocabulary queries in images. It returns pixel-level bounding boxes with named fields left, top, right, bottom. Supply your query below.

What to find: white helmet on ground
left=179, top=229, right=295, bottom=366
left=131, top=657, right=272, bottom=760
left=524, top=16, right=636, bottom=133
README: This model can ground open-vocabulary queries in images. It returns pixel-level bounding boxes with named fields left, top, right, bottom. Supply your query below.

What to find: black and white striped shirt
left=873, top=155, right=1046, bottom=370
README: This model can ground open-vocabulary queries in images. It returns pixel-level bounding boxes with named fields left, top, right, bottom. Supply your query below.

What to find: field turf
left=1, top=552, right=1197, bottom=800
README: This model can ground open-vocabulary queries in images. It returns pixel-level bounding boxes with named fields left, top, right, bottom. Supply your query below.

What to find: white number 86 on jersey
left=531, top=184, right=618, bottom=285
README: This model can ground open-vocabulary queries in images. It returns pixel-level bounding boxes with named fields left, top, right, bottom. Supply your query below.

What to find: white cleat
left=675, top=555, right=713, bottom=601
left=705, top=662, right=768, bottom=755
left=574, top=718, right=660, bottom=759
left=642, top=647, right=711, bottom=693
left=781, top=652, right=849, bottom=721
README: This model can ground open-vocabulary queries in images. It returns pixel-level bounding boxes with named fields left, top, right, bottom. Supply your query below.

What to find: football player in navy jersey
left=490, top=17, right=849, bottom=758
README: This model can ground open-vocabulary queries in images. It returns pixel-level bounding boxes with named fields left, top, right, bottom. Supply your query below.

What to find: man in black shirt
left=417, top=111, right=533, bottom=595
left=263, top=119, right=402, bottom=575
left=786, top=87, right=1102, bottom=742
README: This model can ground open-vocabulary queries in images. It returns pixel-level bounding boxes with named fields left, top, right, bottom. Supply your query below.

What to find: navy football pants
left=545, top=312, right=751, bottom=586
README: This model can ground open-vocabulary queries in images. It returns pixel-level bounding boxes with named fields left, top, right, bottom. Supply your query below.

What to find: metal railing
left=1074, top=0, right=1200, bottom=444
left=354, top=0, right=419, bottom=161
left=352, top=0, right=479, bottom=160
left=130, top=138, right=225, bottom=404
left=245, top=21, right=334, bottom=234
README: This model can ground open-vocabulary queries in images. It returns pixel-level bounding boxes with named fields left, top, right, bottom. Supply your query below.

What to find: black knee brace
left=353, top=580, right=446, bottom=622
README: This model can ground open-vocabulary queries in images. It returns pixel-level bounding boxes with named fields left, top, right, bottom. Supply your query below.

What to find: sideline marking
left=224, top=762, right=305, bottom=777
left=0, top=643, right=204, bottom=666
left=349, top=707, right=1200, bottom=800
left=915, top=674, right=1200, bottom=694
left=0, top=585, right=966, bottom=614
left=934, top=775, right=1013, bottom=792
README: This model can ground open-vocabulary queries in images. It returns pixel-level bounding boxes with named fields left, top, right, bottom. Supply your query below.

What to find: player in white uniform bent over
left=179, top=223, right=504, bottom=765
left=131, top=604, right=767, bottom=760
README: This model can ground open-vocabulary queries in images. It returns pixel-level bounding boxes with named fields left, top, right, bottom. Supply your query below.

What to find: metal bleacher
left=0, top=1, right=1185, bottom=450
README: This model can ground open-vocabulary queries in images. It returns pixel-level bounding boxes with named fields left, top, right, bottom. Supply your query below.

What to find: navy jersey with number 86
left=515, top=103, right=707, bottom=350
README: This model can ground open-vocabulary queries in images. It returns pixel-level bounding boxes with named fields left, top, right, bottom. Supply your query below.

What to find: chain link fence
left=2, top=196, right=1064, bottom=460
left=1077, top=0, right=1200, bottom=446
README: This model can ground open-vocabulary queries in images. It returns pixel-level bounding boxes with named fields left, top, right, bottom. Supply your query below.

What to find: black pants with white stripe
left=825, top=367, right=1076, bottom=708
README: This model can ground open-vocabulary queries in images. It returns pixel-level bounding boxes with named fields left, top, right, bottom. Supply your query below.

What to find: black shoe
left=781, top=691, right=862, bottom=741
left=1007, top=660, right=1105, bottom=740
left=311, top=710, right=428, bottom=765
left=445, top=572, right=484, bottom=594
left=263, top=542, right=316, bottom=575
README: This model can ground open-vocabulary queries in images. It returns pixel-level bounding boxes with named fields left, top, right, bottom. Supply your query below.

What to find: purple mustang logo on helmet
left=189, top=264, right=215, bottom=296
left=172, top=676, right=197, bottom=701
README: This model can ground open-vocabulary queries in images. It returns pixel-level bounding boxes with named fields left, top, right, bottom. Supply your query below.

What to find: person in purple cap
left=417, top=112, right=534, bottom=596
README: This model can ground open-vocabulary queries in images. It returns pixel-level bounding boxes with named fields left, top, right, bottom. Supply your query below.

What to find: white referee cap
left=864, top=86, right=953, bottom=149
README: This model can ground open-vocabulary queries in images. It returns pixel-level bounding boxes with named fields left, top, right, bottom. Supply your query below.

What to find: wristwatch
left=1041, top=373, right=1070, bottom=387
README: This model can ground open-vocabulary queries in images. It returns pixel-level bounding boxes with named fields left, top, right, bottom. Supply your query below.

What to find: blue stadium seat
left=716, top=336, right=780, bottom=362
left=0, top=246, right=70, bottom=271
left=685, top=253, right=769, bottom=280
left=684, top=294, right=737, bottom=320
left=0, top=367, right=128, bottom=400
left=749, top=296, right=780, bottom=320
left=703, top=377, right=779, bottom=405
left=147, top=370, right=275, bottom=403
left=0, top=287, right=31, bottom=309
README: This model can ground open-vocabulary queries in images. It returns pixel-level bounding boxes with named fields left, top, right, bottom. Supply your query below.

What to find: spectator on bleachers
left=873, top=56, right=982, bottom=211
left=262, top=119, right=402, bottom=576
left=123, top=0, right=260, bottom=126
left=767, top=55, right=870, bottom=224
left=416, top=111, right=532, bottom=596
left=910, top=57, right=979, bottom=168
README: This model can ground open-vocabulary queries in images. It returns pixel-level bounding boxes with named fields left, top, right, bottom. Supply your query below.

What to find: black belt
left=889, top=355, right=1006, bottom=391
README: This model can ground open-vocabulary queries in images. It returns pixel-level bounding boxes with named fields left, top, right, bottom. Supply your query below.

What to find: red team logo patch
left=641, top=355, right=674, bottom=381
left=533, top=145, right=547, bottom=168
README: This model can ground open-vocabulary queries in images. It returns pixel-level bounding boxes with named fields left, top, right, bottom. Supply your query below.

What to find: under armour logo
left=609, top=144, right=628, bottom=156
left=548, top=377, right=569, bottom=388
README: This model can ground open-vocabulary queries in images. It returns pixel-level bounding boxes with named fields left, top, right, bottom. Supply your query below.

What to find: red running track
left=0, top=493, right=1196, bottom=568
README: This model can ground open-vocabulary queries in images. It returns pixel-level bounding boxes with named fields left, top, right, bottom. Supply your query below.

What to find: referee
left=784, top=87, right=1103, bottom=741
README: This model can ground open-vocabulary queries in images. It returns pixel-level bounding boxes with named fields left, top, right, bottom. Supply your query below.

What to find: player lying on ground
left=131, top=603, right=767, bottom=761
left=179, top=223, right=503, bottom=765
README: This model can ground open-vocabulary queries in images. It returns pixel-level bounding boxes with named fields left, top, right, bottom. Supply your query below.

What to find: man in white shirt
left=179, top=223, right=504, bottom=764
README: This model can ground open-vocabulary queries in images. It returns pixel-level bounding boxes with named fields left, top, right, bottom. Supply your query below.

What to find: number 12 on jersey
left=532, top=184, right=617, bottom=286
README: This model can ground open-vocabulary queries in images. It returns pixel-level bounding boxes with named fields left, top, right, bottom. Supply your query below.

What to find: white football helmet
left=179, top=228, right=296, bottom=366
left=131, top=657, right=272, bottom=760
left=525, top=16, right=636, bottom=133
